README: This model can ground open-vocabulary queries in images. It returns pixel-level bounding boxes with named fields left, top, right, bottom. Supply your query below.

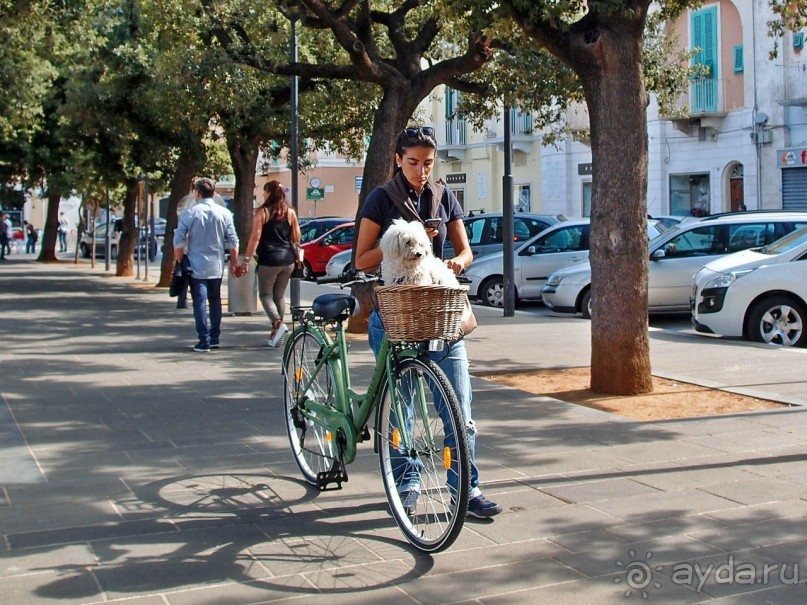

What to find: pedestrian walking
left=0, top=213, right=11, bottom=260
left=57, top=213, right=69, bottom=251
left=242, top=180, right=302, bottom=347
left=172, top=178, right=248, bottom=352
left=24, top=221, right=38, bottom=253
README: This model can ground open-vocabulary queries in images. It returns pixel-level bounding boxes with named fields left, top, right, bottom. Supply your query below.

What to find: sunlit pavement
left=2, top=258, right=807, bottom=604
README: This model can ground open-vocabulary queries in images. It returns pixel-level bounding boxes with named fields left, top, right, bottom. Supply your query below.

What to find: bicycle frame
left=283, top=311, right=422, bottom=466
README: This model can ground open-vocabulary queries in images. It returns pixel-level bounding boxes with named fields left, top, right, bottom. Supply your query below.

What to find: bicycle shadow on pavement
left=30, top=471, right=436, bottom=602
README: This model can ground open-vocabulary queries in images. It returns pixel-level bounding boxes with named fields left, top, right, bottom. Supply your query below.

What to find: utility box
left=228, top=256, right=258, bottom=315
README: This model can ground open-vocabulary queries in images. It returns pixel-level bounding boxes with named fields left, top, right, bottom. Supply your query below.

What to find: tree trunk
left=347, top=88, right=422, bottom=333
left=226, top=132, right=260, bottom=254
left=157, top=144, right=206, bottom=287
left=116, top=179, right=139, bottom=277
left=582, top=27, right=653, bottom=395
left=36, top=189, right=62, bottom=263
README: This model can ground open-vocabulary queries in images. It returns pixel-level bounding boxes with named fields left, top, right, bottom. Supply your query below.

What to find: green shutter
left=445, top=87, right=453, bottom=119
left=733, top=45, right=743, bottom=73
left=691, top=7, right=719, bottom=112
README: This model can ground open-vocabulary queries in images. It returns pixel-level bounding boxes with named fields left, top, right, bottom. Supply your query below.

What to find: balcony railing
left=666, top=78, right=726, bottom=116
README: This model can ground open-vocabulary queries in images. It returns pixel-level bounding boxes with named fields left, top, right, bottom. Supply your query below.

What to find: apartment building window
left=691, top=6, right=719, bottom=112
left=515, top=184, right=531, bottom=212
left=670, top=174, right=710, bottom=215
left=510, top=107, right=533, bottom=135
left=445, top=88, right=466, bottom=145
left=582, top=181, right=592, bottom=216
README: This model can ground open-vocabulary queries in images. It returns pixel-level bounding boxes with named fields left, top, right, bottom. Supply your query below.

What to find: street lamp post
left=502, top=103, right=515, bottom=317
left=289, top=15, right=300, bottom=307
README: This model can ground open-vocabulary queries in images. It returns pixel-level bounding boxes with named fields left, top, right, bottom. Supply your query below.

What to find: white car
left=466, top=218, right=666, bottom=307
left=691, top=225, right=807, bottom=347
left=542, top=212, right=807, bottom=318
left=325, top=248, right=352, bottom=279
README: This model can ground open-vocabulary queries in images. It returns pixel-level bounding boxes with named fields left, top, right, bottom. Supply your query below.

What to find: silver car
left=466, top=219, right=667, bottom=308
left=542, top=211, right=807, bottom=317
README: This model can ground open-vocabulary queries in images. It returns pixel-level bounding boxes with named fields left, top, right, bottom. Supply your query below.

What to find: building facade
left=427, top=0, right=806, bottom=219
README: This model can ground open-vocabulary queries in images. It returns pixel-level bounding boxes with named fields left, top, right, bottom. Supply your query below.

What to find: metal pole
left=289, top=16, right=300, bottom=307
left=105, top=187, right=110, bottom=271
left=502, top=103, right=515, bottom=317
left=143, top=177, right=149, bottom=281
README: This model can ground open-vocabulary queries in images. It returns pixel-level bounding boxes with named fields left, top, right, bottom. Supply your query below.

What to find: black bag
left=169, top=258, right=190, bottom=297
left=290, top=243, right=305, bottom=279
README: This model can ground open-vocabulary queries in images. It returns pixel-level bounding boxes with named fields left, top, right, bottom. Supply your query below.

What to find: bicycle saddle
left=312, top=293, right=358, bottom=319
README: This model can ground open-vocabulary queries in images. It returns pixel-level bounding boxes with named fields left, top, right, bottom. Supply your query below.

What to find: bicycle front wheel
left=377, top=356, right=469, bottom=553
left=283, top=329, right=338, bottom=485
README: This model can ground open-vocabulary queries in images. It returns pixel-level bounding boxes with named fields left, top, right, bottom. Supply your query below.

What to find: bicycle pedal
left=316, top=460, right=348, bottom=491
left=360, top=425, right=371, bottom=441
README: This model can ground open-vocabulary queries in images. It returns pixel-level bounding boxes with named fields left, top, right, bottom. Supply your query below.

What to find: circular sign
left=310, top=177, right=321, bottom=188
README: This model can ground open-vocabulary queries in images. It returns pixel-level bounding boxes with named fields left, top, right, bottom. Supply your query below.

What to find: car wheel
left=80, top=243, right=90, bottom=258
left=480, top=276, right=505, bottom=308
left=581, top=289, right=592, bottom=319
left=302, top=261, right=314, bottom=281
left=747, top=295, right=807, bottom=348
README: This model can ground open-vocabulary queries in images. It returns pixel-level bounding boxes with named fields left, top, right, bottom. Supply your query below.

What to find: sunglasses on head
left=403, top=126, right=435, bottom=138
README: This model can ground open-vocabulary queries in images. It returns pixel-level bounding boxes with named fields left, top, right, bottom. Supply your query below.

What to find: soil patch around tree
left=475, top=366, right=790, bottom=422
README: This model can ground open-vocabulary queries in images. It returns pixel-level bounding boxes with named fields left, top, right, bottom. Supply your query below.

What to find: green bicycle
left=281, top=272, right=470, bottom=553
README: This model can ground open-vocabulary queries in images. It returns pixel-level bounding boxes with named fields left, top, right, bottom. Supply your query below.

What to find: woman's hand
left=444, top=258, right=464, bottom=275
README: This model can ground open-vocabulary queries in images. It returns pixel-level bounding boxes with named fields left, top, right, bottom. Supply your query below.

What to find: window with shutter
left=690, top=6, right=719, bottom=112
left=733, top=45, right=743, bottom=73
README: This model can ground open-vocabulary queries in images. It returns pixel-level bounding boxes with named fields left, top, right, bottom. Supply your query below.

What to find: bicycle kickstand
left=316, top=431, right=349, bottom=491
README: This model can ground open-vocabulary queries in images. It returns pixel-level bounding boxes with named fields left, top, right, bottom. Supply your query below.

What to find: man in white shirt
left=173, top=178, right=248, bottom=352
left=0, top=213, right=11, bottom=260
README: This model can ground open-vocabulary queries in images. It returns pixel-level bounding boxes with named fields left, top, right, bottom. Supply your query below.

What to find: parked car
left=300, top=222, right=355, bottom=279
left=463, top=212, right=566, bottom=259
left=466, top=218, right=667, bottom=307
left=691, top=225, right=807, bottom=347
left=300, top=217, right=353, bottom=244
left=541, top=212, right=807, bottom=318
left=649, top=214, right=688, bottom=229
left=153, top=217, right=166, bottom=237
left=79, top=219, right=157, bottom=261
left=80, top=219, right=122, bottom=259
left=325, top=248, right=353, bottom=279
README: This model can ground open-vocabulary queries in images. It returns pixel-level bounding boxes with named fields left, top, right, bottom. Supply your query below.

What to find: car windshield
left=758, top=224, right=807, bottom=255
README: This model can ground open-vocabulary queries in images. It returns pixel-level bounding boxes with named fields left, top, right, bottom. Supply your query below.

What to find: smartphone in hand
left=423, top=218, right=441, bottom=229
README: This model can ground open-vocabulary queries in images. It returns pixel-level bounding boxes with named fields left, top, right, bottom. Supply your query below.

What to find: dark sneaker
left=400, top=490, right=419, bottom=515
left=193, top=341, right=211, bottom=353
left=209, top=339, right=220, bottom=349
left=467, top=494, right=502, bottom=518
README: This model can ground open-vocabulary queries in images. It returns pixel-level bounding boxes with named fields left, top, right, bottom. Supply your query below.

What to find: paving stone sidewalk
left=1, top=258, right=807, bottom=605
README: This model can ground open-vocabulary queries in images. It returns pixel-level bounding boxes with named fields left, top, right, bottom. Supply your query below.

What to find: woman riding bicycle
left=354, top=126, right=501, bottom=519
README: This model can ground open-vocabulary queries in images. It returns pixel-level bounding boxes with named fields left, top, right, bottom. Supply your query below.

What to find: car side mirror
left=651, top=248, right=666, bottom=261
left=525, top=245, right=537, bottom=256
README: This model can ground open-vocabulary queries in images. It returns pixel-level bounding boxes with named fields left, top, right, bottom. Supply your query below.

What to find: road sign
left=306, top=187, right=324, bottom=200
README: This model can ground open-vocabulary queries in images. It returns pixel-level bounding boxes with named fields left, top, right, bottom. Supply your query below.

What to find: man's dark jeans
left=190, top=277, right=222, bottom=344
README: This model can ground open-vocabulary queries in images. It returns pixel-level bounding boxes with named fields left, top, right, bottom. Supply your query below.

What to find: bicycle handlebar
left=316, top=268, right=380, bottom=289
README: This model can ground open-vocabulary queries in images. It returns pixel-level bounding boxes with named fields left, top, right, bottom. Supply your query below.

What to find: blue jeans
left=369, top=309, right=480, bottom=497
left=58, top=231, right=67, bottom=251
left=190, top=277, right=222, bottom=344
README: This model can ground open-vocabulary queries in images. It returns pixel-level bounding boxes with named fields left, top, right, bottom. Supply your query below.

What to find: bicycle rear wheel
left=283, top=329, right=337, bottom=484
left=377, top=356, right=469, bottom=553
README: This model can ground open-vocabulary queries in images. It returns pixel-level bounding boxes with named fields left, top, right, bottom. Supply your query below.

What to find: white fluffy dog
left=380, top=219, right=460, bottom=287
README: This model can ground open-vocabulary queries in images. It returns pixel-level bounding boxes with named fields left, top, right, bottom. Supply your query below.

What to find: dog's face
left=380, top=219, right=433, bottom=264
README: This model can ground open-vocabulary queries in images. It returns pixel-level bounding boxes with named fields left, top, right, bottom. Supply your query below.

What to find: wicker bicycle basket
left=375, top=284, right=469, bottom=342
